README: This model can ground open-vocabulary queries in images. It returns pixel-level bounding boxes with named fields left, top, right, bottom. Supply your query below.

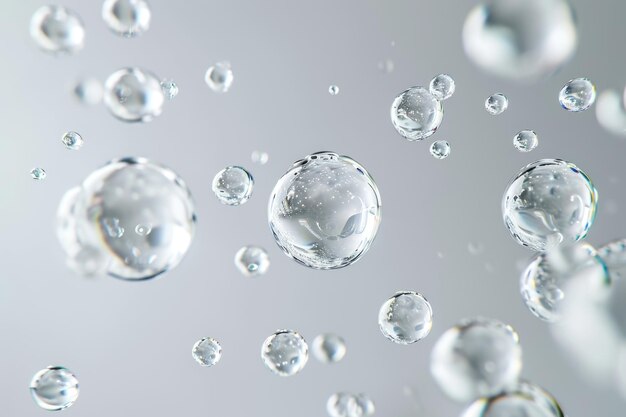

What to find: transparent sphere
left=234, top=245, right=270, bottom=276
left=30, top=366, right=79, bottom=411
left=161, top=79, right=179, bottom=100
left=596, top=89, right=626, bottom=138
left=104, top=67, right=165, bottom=122
left=30, top=167, right=46, bottom=180
left=74, top=78, right=103, bottom=105
left=559, top=78, right=596, bottom=112
left=57, top=157, right=196, bottom=280
left=251, top=150, right=269, bottom=165
left=192, top=337, right=222, bottom=367
left=30, top=6, right=85, bottom=54
left=431, top=318, right=523, bottom=403
left=311, top=333, right=347, bottom=363
left=378, top=291, right=433, bottom=344
left=329, top=85, right=340, bottom=95
left=205, top=61, right=234, bottom=93
left=62, top=131, right=84, bottom=150
left=513, top=130, right=538, bottom=152
left=430, top=140, right=451, bottom=159
left=212, top=166, right=254, bottom=206
left=502, top=159, right=598, bottom=252
left=261, top=330, right=308, bottom=376
left=485, top=93, right=508, bottom=115
left=429, top=74, right=455, bottom=101
left=327, top=392, right=375, bottom=417
left=268, top=152, right=382, bottom=269
left=463, top=0, right=577, bottom=81
left=461, top=381, right=565, bottom=417
left=391, top=86, right=443, bottom=141
left=102, top=0, right=151, bottom=37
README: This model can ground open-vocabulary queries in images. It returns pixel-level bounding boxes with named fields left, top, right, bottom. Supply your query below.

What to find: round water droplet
left=429, top=74, right=455, bottom=101
left=30, top=366, right=79, bottom=411
left=251, top=150, right=269, bottom=165
left=463, top=0, right=577, bottom=81
left=513, top=130, right=538, bottom=152
left=431, top=318, right=522, bottom=403
left=56, top=157, right=196, bottom=280
left=192, top=337, right=222, bottom=367
left=30, top=6, right=85, bottom=54
left=311, top=333, right=346, bottom=363
left=104, top=67, right=164, bottom=122
left=327, top=392, right=375, bottom=417
left=212, top=166, right=254, bottom=206
left=234, top=245, right=270, bottom=276
left=74, top=78, right=103, bottom=105
left=61, top=131, right=84, bottom=150
left=502, top=159, right=597, bottom=252
left=160, top=79, right=179, bottom=100
left=430, top=140, right=451, bottom=159
left=485, top=93, right=508, bottom=115
left=205, top=61, right=234, bottom=93
left=102, top=0, right=151, bottom=37
left=391, top=86, right=443, bottom=141
left=30, top=167, right=46, bottom=180
left=378, top=291, right=433, bottom=344
left=559, top=78, right=596, bottom=112
left=329, top=85, right=340, bottom=95
left=261, top=330, right=308, bottom=376
left=268, top=152, right=382, bottom=270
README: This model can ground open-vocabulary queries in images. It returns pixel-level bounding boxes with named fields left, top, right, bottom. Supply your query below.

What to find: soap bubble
left=74, top=78, right=103, bottom=105
left=311, top=333, right=346, bottom=363
left=234, top=245, right=270, bottom=276
left=559, top=78, right=596, bottom=112
left=30, top=366, right=79, bottom=411
left=261, top=330, right=308, bottom=376
left=192, top=337, right=222, bottom=367
left=391, top=86, right=443, bottom=141
left=429, top=74, right=455, bottom=101
left=104, top=67, right=165, bottom=122
left=102, top=0, right=151, bottom=37
left=61, top=131, right=84, bottom=150
left=329, top=85, right=340, bottom=95
left=251, top=150, right=269, bottom=165
left=30, top=5, right=85, bottom=54
left=268, top=152, right=382, bottom=269
left=502, top=159, right=597, bottom=252
left=378, top=291, right=433, bottom=344
left=513, top=130, right=538, bottom=152
left=327, top=392, right=375, bottom=417
left=205, top=61, right=234, bottom=93
left=160, top=79, right=179, bottom=100
left=485, top=94, right=508, bottom=115
left=431, top=318, right=522, bottom=403
left=430, top=140, right=451, bottom=159
left=596, top=89, right=626, bottom=137
left=30, top=167, right=46, bottom=180
left=463, top=0, right=577, bottom=81
left=212, top=166, right=254, bottom=206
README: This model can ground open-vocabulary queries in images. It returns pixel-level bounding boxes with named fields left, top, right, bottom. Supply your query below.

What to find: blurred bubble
left=205, top=61, right=234, bottom=93
left=261, top=330, right=308, bottom=376
left=311, top=333, right=346, bottom=363
left=102, top=0, right=151, bottom=37
left=160, top=79, right=179, bottom=100
left=378, top=291, right=433, bottom=344
left=329, top=85, right=340, bottom=96
left=30, top=5, right=85, bottom=54
left=104, top=67, right=164, bottom=122
left=234, top=245, right=270, bottom=276
left=468, top=242, right=484, bottom=255
left=30, top=366, right=79, bottom=411
left=192, top=337, right=222, bottom=367
left=61, top=131, right=84, bottom=150
left=559, top=78, right=596, bottom=112
left=74, top=78, right=103, bottom=105
left=391, top=86, right=443, bottom=141
left=327, top=392, right=375, bottom=417
left=430, top=140, right=451, bottom=159
left=429, top=74, right=455, bottom=101
left=596, top=89, right=626, bottom=137
left=251, top=150, right=269, bottom=165
left=377, top=59, right=395, bottom=74
left=212, top=166, right=254, bottom=206
left=485, top=93, right=508, bottom=115
left=513, top=130, right=538, bottom=152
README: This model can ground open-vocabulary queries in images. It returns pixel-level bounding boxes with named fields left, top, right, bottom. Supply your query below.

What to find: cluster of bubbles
left=327, top=392, right=375, bottom=417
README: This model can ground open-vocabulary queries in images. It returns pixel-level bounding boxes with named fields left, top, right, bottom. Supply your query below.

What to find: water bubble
left=251, top=150, right=269, bottom=165
left=311, top=333, right=346, bottom=363
left=485, top=93, right=508, bottom=115
left=56, top=157, right=196, bottom=280
left=61, top=131, right=84, bottom=150
left=378, top=291, right=433, bottom=344
left=502, top=159, right=597, bottom=252
left=560, top=78, right=596, bottom=112
left=429, top=74, right=455, bottom=101
left=234, top=245, right=270, bottom=276
left=104, top=67, right=164, bottom=122
left=596, top=89, right=626, bottom=137
left=261, top=330, right=308, bottom=376
left=30, top=6, right=85, bottom=54
left=160, top=79, right=179, bottom=100
left=268, top=152, right=382, bottom=269
left=102, top=0, right=151, bottom=38
left=192, top=337, right=222, bottom=367
left=391, top=86, right=443, bottom=141
left=431, top=318, right=522, bottom=402
left=377, top=59, right=394, bottom=74
left=327, top=392, right=375, bottom=417
left=430, top=140, right=451, bottom=159
left=329, top=85, right=340, bottom=95
left=513, top=130, right=538, bottom=152
left=212, top=166, right=254, bottom=206
left=30, top=167, right=47, bottom=180
left=74, top=78, right=103, bottom=105
left=205, top=61, right=234, bottom=93
left=462, top=0, right=577, bottom=81
left=30, top=366, right=79, bottom=411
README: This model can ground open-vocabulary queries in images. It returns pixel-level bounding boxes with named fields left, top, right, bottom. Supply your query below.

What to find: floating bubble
left=462, top=0, right=577, bottom=81
left=596, top=89, right=626, bottom=137
left=329, top=85, right=340, bottom=96
left=57, top=157, right=196, bottom=280
left=431, top=318, right=522, bottom=403
left=205, top=61, right=234, bottom=93
left=62, top=131, right=84, bottom=150
left=502, top=159, right=597, bottom=252
left=261, top=330, right=308, bottom=376
left=485, top=93, right=508, bottom=115
left=74, top=78, right=103, bottom=105
left=102, top=0, right=151, bottom=37
left=377, top=59, right=394, bottom=74
left=327, top=392, right=375, bottom=417
left=30, top=5, right=85, bottom=54
left=430, top=140, right=451, bottom=159
left=30, top=167, right=46, bottom=180
left=160, top=79, right=179, bottom=100
left=559, top=78, right=596, bottom=112
left=268, top=152, right=382, bottom=269
left=391, top=86, right=443, bottom=141
left=468, top=241, right=484, bottom=255
left=212, top=166, right=254, bottom=206
left=513, top=130, right=538, bottom=152
left=378, top=291, right=433, bottom=344
left=104, top=67, right=164, bottom=122
left=311, top=333, right=346, bottom=363
left=30, top=366, right=79, bottom=411
left=234, top=245, right=270, bottom=276
left=429, top=74, right=455, bottom=101
left=192, top=337, right=222, bottom=367
left=251, top=150, right=269, bottom=165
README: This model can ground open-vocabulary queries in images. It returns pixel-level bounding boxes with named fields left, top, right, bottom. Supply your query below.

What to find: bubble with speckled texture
left=192, top=337, right=222, bottom=367
left=513, top=130, right=538, bottom=152
left=559, top=78, right=596, bottom=112
left=161, top=79, right=178, bottom=100
left=205, top=61, right=234, bottom=93
left=30, top=366, right=79, bottom=411
left=502, top=159, right=597, bottom=252
left=102, top=0, right=151, bottom=38
left=430, top=140, right=450, bottom=159
left=62, top=131, right=84, bottom=150
left=378, top=291, right=433, bottom=344
left=30, top=167, right=46, bottom=180
left=429, top=74, right=455, bottom=101
left=30, top=6, right=85, bottom=54
left=234, top=245, right=270, bottom=276
left=391, top=86, right=443, bottom=141
left=311, top=333, right=346, bottom=363
left=212, top=166, right=254, bottom=206
left=485, top=94, right=508, bottom=115
left=104, top=67, right=164, bottom=122
left=327, top=392, right=375, bottom=417
left=261, top=330, right=308, bottom=376
left=268, top=152, right=381, bottom=270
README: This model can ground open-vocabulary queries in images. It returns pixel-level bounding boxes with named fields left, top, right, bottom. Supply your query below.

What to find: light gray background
left=0, top=0, right=624, bottom=415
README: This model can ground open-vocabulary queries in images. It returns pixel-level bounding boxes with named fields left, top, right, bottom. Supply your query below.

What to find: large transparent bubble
left=104, top=67, right=165, bottom=122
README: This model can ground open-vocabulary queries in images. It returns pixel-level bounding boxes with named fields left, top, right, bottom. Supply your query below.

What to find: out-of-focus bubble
left=329, top=85, right=340, bottom=96
left=102, top=0, right=151, bottom=38
left=502, top=159, right=597, bottom=252
left=234, top=245, right=270, bottom=276
left=160, top=79, right=178, bottom=100
left=61, top=131, right=84, bottom=150
left=30, top=6, right=85, bottom=54
left=30, top=366, right=79, bottom=411
left=251, top=150, right=269, bottom=165
left=74, top=78, right=104, bottom=105
left=468, top=241, right=484, bottom=255
left=431, top=318, right=522, bottom=403
left=377, top=59, right=394, bottom=74
left=485, top=93, right=508, bottom=115
left=462, top=0, right=577, bottom=81
left=327, top=392, right=375, bottom=417
left=261, top=330, right=308, bottom=376
left=192, top=337, right=222, bottom=367
left=378, top=291, right=433, bottom=344
left=268, top=152, right=382, bottom=270
left=429, top=74, right=455, bottom=101
left=596, top=89, right=626, bottom=137
left=513, top=130, right=538, bottom=152
left=391, top=86, right=443, bottom=141
left=205, top=61, right=234, bottom=93
left=311, top=333, right=346, bottom=363
left=212, top=166, right=254, bottom=206
left=30, top=167, right=46, bottom=180
left=559, top=78, right=596, bottom=112
left=104, top=67, right=164, bottom=122
left=430, top=140, right=451, bottom=159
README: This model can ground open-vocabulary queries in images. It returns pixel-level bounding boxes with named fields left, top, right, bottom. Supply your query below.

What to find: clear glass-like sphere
left=261, top=330, right=308, bottom=376
left=205, top=61, right=234, bottom=93
left=192, top=337, right=222, bottom=367
left=391, top=86, right=443, bottom=141
left=212, top=166, right=254, bottom=206
left=311, top=333, right=346, bottom=363
left=485, top=93, right=508, bottom=115
left=429, top=74, right=455, bottom=101
left=559, top=78, right=596, bottom=112
left=102, top=0, right=151, bottom=37
left=30, top=6, right=85, bottom=54
left=104, top=67, right=165, bottom=122
left=430, top=140, right=451, bottom=159
left=62, top=131, right=84, bottom=150
left=378, top=291, right=433, bottom=344
left=513, top=130, right=538, bottom=152
left=234, top=245, right=270, bottom=276
left=30, top=366, right=79, bottom=411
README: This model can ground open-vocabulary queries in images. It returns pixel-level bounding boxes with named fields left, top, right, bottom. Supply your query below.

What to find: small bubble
left=261, top=330, right=308, bottom=376
left=30, top=167, right=46, bottom=180
left=430, top=140, right=451, bottom=159
left=30, top=6, right=85, bottom=54
left=104, top=67, right=165, bottom=122
left=205, top=61, right=234, bottom=93
left=134, top=224, right=152, bottom=236
left=234, top=245, right=270, bottom=276
left=429, top=74, right=455, bottom=101
left=251, top=150, right=269, bottom=165
left=74, top=78, right=103, bottom=105
left=328, top=85, right=340, bottom=96
left=311, top=333, right=346, bottom=363
left=377, top=59, right=395, bottom=74
left=30, top=366, right=79, bottom=411
left=102, top=0, right=151, bottom=38
left=513, top=130, right=538, bottom=152
left=212, top=166, right=254, bottom=206
left=378, top=291, right=433, bottom=344
left=327, top=392, right=375, bottom=417
left=485, top=93, right=508, bottom=115
left=559, top=77, right=596, bottom=112
left=61, top=131, right=84, bottom=150
left=391, top=86, right=443, bottom=141
left=192, top=337, right=222, bottom=367
left=160, top=79, right=179, bottom=100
